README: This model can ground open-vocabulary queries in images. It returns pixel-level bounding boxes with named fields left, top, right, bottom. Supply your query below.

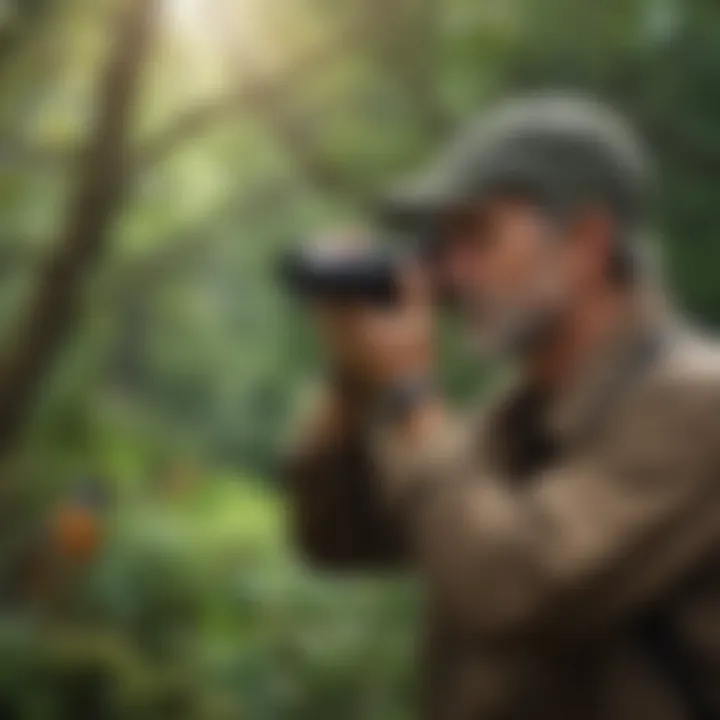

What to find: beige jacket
left=285, top=299, right=720, bottom=719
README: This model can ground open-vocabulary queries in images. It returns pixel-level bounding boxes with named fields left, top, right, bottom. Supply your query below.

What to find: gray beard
left=471, top=304, right=563, bottom=361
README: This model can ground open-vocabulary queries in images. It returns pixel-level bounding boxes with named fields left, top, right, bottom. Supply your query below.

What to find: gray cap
left=382, top=92, right=654, bottom=228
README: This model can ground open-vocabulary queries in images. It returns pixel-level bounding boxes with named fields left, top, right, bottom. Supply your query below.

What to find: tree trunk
left=0, top=0, right=159, bottom=462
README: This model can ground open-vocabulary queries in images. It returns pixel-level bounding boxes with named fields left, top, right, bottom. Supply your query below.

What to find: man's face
left=435, top=196, right=591, bottom=356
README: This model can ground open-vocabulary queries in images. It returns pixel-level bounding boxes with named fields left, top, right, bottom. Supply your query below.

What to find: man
left=284, top=93, right=720, bottom=719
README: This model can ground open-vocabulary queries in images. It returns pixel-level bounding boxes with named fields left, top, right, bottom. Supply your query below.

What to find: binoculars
left=278, top=245, right=406, bottom=306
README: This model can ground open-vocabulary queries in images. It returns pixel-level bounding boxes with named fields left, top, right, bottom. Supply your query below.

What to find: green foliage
left=0, top=481, right=417, bottom=719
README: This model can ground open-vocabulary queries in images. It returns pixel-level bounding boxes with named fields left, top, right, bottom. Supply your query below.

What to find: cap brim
left=378, top=164, right=490, bottom=231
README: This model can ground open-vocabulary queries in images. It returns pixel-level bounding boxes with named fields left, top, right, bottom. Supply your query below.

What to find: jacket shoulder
left=593, top=331, right=720, bottom=483
left=618, top=330, right=720, bottom=452
left=656, top=329, right=720, bottom=395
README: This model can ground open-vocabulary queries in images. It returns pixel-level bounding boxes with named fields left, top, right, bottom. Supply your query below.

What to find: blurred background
left=0, top=0, right=719, bottom=717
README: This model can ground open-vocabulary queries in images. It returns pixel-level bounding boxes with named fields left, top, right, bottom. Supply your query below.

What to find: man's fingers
left=313, top=301, right=367, bottom=350
left=400, top=261, right=431, bottom=307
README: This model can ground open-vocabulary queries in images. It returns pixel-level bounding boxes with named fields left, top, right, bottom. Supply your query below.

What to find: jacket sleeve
left=373, top=383, right=720, bottom=640
left=283, top=392, right=405, bottom=570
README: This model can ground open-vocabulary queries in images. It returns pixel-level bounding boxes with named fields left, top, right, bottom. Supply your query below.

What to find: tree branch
left=0, top=0, right=160, bottom=460
left=131, top=48, right=338, bottom=179
left=3, top=24, right=363, bottom=179
left=5, top=11, right=381, bottom=185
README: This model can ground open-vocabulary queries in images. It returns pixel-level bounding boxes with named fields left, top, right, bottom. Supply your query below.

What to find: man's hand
left=313, top=265, right=435, bottom=395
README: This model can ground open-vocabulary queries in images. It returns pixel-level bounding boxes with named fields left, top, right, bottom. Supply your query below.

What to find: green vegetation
left=0, top=479, right=418, bottom=718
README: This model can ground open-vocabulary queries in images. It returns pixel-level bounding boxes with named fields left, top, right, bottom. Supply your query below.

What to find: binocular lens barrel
left=278, top=247, right=401, bottom=305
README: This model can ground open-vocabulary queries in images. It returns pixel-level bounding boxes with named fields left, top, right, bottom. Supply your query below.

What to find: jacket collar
left=546, top=287, right=670, bottom=444
left=484, top=286, right=672, bottom=471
